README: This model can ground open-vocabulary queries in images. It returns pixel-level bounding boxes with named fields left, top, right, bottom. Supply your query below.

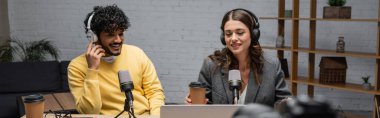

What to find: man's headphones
left=85, top=11, right=117, bottom=63
left=220, top=8, right=260, bottom=46
left=86, top=12, right=98, bottom=42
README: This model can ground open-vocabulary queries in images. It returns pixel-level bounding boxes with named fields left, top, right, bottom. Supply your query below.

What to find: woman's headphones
left=86, top=12, right=98, bottom=42
left=220, top=8, right=260, bottom=46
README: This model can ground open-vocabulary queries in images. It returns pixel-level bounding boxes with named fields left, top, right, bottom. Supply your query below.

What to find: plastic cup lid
left=23, top=94, right=44, bottom=103
left=189, top=82, right=207, bottom=88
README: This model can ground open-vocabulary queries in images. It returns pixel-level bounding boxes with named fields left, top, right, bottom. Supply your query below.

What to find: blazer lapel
left=245, top=69, right=261, bottom=104
left=221, top=68, right=233, bottom=104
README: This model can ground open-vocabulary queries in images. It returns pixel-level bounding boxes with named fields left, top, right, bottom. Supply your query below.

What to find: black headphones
left=220, top=8, right=260, bottom=46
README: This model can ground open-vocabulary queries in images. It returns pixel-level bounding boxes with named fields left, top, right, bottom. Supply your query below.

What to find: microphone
left=228, top=70, right=242, bottom=104
left=117, top=70, right=136, bottom=118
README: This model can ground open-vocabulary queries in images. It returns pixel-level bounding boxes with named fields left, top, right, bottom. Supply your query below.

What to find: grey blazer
left=198, top=53, right=291, bottom=106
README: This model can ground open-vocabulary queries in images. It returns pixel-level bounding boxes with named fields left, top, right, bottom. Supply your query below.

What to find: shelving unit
left=261, top=17, right=379, bottom=22
left=262, top=45, right=380, bottom=59
left=260, top=0, right=380, bottom=117
left=294, top=77, right=380, bottom=95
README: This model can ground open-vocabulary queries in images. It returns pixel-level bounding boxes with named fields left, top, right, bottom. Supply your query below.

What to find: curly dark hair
left=84, top=4, right=130, bottom=36
left=210, top=9, right=264, bottom=84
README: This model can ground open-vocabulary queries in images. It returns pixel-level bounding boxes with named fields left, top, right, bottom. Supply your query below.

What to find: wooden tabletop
left=21, top=114, right=160, bottom=118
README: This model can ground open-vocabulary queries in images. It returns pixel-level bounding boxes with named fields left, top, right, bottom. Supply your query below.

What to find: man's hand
left=86, top=41, right=105, bottom=70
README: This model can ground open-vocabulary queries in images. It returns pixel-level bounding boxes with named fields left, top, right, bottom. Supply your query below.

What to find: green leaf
left=0, top=38, right=60, bottom=62
left=328, top=0, right=346, bottom=6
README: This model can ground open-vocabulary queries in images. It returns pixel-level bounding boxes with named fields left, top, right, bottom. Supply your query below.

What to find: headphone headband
left=86, top=12, right=98, bottom=42
left=234, top=8, right=260, bottom=29
left=87, top=12, right=95, bottom=31
left=220, top=8, right=261, bottom=46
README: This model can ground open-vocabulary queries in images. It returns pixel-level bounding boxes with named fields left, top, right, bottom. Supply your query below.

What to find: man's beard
left=98, top=41, right=122, bottom=56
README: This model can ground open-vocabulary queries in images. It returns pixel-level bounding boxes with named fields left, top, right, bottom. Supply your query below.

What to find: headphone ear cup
left=251, top=28, right=260, bottom=45
left=87, top=30, right=98, bottom=42
left=93, top=34, right=98, bottom=42
left=220, top=32, right=226, bottom=45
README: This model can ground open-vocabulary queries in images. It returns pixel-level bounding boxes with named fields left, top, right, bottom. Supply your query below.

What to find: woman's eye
left=237, top=32, right=244, bottom=35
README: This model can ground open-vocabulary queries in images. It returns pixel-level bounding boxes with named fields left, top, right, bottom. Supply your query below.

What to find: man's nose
left=114, top=35, right=122, bottom=43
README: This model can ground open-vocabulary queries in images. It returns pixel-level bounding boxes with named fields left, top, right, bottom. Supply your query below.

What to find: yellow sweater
left=68, top=44, right=165, bottom=115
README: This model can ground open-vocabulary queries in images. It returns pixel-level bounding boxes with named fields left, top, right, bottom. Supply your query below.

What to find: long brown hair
left=209, top=8, right=264, bottom=85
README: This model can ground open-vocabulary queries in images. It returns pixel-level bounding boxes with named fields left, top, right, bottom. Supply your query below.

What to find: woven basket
left=319, top=57, right=347, bottom=84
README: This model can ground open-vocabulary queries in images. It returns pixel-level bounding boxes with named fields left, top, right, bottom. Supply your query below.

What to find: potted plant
left=0, top=38, right=60, bottom=62
left=323, top=0, right=351, bottom=19
left=361, top=76, right=372, bottom=90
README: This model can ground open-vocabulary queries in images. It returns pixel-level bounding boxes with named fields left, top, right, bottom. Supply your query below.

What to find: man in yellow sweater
left=68, top=5, right=165, bottom=116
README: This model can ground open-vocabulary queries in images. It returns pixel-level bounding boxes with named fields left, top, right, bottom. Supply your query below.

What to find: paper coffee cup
left=23, top=94, right=45, bottom=118
left=189, top=82, right=207, bottom=104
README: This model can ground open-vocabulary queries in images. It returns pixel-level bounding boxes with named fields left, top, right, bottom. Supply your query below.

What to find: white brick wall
left=7, top=0, right=378, bottom=111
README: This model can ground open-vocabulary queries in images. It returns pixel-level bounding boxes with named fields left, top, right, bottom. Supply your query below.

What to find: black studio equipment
left=278, top=95, right=336, bottom=118
left=115, top=70, right=136, bottom=118
left=232, top=103, right=282, bottom=118
left=228, top=70, right=242, bottom=104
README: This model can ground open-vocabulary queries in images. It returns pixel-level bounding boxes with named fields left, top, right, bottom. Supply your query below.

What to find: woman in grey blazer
left=186, top=8, right=291, bottom=107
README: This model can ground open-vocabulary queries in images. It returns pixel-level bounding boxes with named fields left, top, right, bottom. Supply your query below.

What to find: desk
left=21, top=114, right=159, bottom=118
left=20, top=113, right=368, bottom=118
left=50, top=92, right=76, bottom=111
left=20, top=92, right=76, bottom=113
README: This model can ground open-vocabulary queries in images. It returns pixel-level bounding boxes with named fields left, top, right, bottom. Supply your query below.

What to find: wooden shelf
left=261, top=45, right=291, bottom=51
left=295, top=47, right=380, bottom=59
left=292, top=77, right=380, bottom=95
left=298, top=18, right=379, bottom=22
left=260, top=17, right=379, bottom=22
left=262, top=45, right=380, bottom=59
left=260, top=17, right=292, bottom=20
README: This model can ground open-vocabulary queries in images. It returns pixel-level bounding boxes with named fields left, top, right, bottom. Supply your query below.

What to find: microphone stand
left=115, top=92, right=136, bottom=118
left=229, top=80, right=241, bottom=104
left=233, top=88, right=239, bottom=104
left=115, top=83, right=136, bottom=118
